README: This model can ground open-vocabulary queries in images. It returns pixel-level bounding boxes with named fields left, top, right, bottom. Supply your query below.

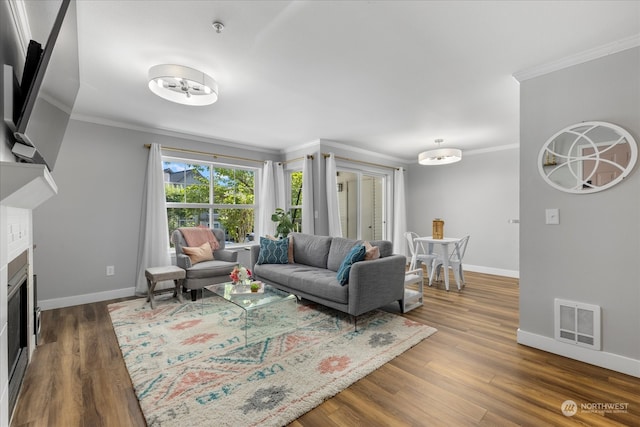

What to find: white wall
left=406, top=147, right=520, bottom=276
left=518, top=47, right=640, bottom=376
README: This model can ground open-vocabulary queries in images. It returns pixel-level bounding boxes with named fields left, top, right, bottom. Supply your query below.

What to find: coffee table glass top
left=204, top=282, right=297, bottom=345
left=207, top=282, right=296, bottom=309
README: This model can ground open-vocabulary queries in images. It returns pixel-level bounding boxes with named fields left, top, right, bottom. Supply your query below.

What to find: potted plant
left=271, top=208, right=295, bottom=238
left=250, top=282, right=261, bottom=293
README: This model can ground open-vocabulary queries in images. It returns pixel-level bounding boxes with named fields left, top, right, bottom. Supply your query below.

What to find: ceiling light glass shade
left=418, top=148, right=462, bottom=165
left=148, top=64, right=218, bottom=106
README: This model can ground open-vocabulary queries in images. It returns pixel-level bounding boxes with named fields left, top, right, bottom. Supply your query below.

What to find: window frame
left=163, top=155, right=259, bottom=247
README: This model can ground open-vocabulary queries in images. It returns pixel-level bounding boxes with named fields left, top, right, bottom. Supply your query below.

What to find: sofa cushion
left=257, top=237, right=289, bottom=264
left=336, top=244, right=366, bottom=285
left=369, top=240, right=393, bottom=257
left=182, top=242, right=214, bottom=265
left=185, top=259, right=237, bottom=279
left=290, top=233, right=332, bottom=268
left=266, top=234, right=295, bottom=263
left=364, top=241, right=381, bottom=260
left=254, top=263, right=348, bottom=304
left=327, top=237, right=360, bottom=271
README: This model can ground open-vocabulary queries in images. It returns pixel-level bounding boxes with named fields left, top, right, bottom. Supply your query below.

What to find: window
left=288, top=170, right=303, bottom=232
left=163, top=159, right=256, bottom=245
left=336, top=170, right=386, bottom=240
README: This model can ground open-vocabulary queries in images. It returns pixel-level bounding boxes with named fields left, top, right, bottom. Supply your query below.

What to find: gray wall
left=32, top=120, right=279, bottom=302
left=519, top=47, right=640, bottom=360
left=406, top=147, right=520, bottom=275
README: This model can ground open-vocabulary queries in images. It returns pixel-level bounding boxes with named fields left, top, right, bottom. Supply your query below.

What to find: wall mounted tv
left=12, top=0, right=79, bottom=172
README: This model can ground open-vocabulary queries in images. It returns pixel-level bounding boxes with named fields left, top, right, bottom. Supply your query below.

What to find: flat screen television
left=13, top=0, right=79, bottom=172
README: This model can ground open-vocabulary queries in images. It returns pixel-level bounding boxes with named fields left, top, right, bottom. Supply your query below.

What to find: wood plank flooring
left=10, top=271, right=640, bottom=426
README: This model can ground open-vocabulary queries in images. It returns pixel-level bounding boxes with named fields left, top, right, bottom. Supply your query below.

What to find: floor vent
left=554, top=299, right=601, bottom=350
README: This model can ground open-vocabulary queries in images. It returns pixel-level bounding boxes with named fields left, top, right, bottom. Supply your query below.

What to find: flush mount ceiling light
left=148, top=64, right=218, bottom=106
left=418, top=139, right=462, bottom=165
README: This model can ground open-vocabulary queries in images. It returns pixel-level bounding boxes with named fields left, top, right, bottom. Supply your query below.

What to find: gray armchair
left=171, top=228, right=238, bottom=301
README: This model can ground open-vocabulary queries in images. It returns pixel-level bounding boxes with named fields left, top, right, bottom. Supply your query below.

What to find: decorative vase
left=433, top=218, right=444, bottom=239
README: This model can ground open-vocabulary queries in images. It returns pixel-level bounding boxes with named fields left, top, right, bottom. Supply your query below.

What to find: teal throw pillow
left=336, top=244, right=366, bottom=285
left=257, top=237, right=289, bottom=265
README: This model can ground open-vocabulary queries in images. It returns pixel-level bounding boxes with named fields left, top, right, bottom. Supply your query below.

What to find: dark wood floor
left=10, top=271, right=640, bottom=426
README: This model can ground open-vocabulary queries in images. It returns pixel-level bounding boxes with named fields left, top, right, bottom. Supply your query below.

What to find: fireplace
left=7, top=250, right=29, bottom=414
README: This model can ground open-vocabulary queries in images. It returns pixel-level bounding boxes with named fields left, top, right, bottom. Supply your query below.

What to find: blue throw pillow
left=257, top=237, right=289, bottom=265
left=336, top=244, right=366, bottom=285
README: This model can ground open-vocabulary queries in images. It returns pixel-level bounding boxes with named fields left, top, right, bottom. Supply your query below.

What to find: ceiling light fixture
left=418, top=139, right=462, bottom=165
left=148, top=64, right=218, bottom=106
left=212, top=21, right=225, bottom=33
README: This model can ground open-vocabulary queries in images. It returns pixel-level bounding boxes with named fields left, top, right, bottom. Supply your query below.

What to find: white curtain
left=275, top=162, right=286, bottom=210
left=392, top=167, right=408, bottom=257
left=259, top=160, right=276, bottom=237
left=301, top=156, right=315, bottom=234
left=135, top=143, right=171, bottom=294
left=326, top=152, right=342, bottom=237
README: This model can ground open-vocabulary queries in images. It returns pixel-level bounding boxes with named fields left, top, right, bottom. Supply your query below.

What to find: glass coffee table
left=204, top=282, right=297, bottom=346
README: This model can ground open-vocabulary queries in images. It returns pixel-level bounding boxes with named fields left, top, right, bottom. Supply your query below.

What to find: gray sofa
left=249, top=233, right=406, bottom=316
left=171, top=228, right=238, bottom=300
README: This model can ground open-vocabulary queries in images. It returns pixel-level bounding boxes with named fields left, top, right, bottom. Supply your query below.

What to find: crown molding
left=8, top=0, right=32, bottom=56
left=319, top=139, right=411, bottom=165
left=464, top=143, right=519, bottom=156
left=282, top=139, right=321, bottom=155
left=513, top=34, right=640, bottom=82
left=70, top=113, right=281, bottom=155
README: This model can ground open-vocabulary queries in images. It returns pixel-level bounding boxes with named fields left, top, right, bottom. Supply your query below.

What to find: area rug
left=108, top=294, right=437, bottom=427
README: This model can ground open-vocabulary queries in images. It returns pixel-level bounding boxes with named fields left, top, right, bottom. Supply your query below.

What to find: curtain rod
left=144, top=144, right=265, bottom=165
left=279, top=154, right=314, bottom=165
left=322, top=152, right=401, bottom=171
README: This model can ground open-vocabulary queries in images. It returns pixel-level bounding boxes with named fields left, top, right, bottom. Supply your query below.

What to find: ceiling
left=25, top=1, right=640, bottom=161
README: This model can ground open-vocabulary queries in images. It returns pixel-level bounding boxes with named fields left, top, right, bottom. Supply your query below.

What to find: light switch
left=545, top=208, right=559, bottom=225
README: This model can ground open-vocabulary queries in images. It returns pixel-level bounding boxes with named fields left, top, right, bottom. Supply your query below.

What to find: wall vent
left=554, top=299, right=601, bottom=350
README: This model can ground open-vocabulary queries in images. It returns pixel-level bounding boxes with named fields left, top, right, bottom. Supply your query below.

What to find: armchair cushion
left=182, top=242, right=214, bottom=265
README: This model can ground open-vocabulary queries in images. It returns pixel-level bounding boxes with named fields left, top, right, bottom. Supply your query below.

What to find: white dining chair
left=431, top=235, right=470, bottom=291
left=404, top=231, right=438, bottom=283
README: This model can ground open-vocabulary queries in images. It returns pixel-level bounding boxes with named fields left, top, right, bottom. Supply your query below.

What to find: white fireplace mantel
left=0, top=161, right=58, bottom=209
left=1, top=161, right=56, bottom=425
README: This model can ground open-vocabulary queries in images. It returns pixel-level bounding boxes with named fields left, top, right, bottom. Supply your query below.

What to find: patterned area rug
left=108, top=294, right=437, bottom=427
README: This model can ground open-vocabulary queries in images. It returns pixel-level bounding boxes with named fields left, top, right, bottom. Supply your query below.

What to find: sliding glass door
left=336, top=171, right=385, bottom=240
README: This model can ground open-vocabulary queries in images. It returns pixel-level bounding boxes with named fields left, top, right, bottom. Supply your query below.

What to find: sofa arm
left=348, top=255, right=406, bottom=316
left=249, top=244, right=261, bottom=271
left=214, top=249, right=238, bottom=263
left=176, top=253, right=192, bottom=269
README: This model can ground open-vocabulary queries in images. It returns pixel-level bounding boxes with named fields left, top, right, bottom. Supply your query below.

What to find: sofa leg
left=191, top=290, right=197, bottom=302
left=398, top=299, right=404, bottom=314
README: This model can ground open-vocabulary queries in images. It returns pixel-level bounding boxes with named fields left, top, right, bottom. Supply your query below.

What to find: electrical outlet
left=106, top=265, right=115, bottom=276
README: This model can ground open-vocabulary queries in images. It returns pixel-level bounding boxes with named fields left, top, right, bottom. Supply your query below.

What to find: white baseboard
left=464, top=264, right=519, bottom=278
left=39, top=287, right=137, bottom=310
left=517, top=329, right=640, bottom=378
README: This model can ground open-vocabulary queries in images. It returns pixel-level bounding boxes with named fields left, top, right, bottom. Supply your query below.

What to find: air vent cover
left=554, top=299, right=601, bottom=350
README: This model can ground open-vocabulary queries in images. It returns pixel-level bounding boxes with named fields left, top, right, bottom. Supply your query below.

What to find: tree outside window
left=163, top=160, right=256, bottom=245
left=289, top=170, right=303, bottom=232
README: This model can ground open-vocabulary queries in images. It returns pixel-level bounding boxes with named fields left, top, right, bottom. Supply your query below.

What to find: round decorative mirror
left=538, top=121, right=637, bottom=194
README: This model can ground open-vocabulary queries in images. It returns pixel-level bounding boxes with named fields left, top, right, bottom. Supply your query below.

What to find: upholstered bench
left=145, top=265, right=186, bottom=309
